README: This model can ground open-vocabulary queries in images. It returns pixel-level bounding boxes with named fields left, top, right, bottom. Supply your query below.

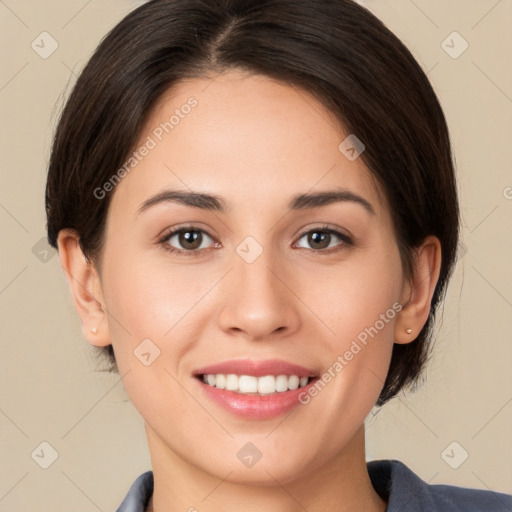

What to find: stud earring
left=91, top=327, right=97, bottom=334
left=405, top=328, right=412, bottom=334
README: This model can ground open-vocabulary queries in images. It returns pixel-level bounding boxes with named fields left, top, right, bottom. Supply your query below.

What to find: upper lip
left=194, top=359, right=318, bottom=378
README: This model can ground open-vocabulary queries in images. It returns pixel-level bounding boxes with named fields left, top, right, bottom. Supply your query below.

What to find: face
left=96, top=69, right=407, bottom=484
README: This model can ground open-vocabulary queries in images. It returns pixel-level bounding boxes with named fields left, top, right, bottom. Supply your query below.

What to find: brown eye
left=307, top=231, right=331, bottom=250
left=176, top=230, right=203, bottom=250
left=295, top=227, right=354, bottom=252
left=161, top=228, right=215, bottom=253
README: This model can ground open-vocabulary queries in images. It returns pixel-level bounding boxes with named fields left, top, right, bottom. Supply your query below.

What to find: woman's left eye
left=294, top=227, right=354, bottom=252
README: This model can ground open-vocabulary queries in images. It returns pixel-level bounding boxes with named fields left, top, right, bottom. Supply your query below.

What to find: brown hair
left=45, top=0, right=460, bottom=407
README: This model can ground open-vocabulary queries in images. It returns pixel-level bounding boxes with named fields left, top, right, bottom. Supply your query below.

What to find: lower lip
left=195, top=377, right=317, bottom=420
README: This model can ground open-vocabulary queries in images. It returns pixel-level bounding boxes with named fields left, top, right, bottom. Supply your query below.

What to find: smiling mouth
left=196, top=373, right=316, bottom=395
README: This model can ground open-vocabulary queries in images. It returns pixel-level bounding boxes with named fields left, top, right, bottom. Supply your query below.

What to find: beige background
left=1, top=1, right=511, bottom=510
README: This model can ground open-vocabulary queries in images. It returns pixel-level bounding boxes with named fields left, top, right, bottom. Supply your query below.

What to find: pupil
left=181, top=230, right=200, bottom=249
left=310, top=231, right=329, bottom=249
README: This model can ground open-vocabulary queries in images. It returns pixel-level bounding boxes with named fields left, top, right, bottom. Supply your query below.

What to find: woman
left=45, top=0, right=512, bottom=510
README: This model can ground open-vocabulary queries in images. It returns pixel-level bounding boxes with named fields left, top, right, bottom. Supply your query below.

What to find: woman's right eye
left=159, top=227, right=218, bottom=256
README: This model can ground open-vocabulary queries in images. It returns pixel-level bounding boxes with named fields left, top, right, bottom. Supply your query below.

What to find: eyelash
left=157, top=224, right=354, bottom=258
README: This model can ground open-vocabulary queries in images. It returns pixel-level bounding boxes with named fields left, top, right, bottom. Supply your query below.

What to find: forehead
left=109, top=69, right=387, bottom=221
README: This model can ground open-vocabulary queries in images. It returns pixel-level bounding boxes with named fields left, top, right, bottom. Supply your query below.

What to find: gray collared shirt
left=115, top=459, right=512, bottom=511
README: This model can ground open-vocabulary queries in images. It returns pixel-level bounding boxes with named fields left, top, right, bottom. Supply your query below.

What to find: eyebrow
left=137, top=187, right=375, bottom=216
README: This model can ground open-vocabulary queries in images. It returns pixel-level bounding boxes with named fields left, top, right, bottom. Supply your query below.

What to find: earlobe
left=56, top=229, right=111, bottom=347
left=394, top=236, right=442, bottom=344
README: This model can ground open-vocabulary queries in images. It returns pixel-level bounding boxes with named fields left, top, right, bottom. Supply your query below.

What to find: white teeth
left=215, top=374, right=226, bottom=389
left=257, top=375, right=275, bottom=394
left=239, top=375, right=258, bottom=393
left=201, top=373, right=312, bottom=395
left=275, top=375, right=288, bottom=392
left=226, top=374, right=239, bottom=391
left=288, top=375, right=299, bottom=390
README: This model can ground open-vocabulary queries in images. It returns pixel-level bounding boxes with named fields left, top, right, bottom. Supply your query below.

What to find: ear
left=394, top=235, right=442, bottom=344
left=56, top=229, right=111, bottom=347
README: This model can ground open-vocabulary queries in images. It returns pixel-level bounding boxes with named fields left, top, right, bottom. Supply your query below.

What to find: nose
left=217, top=245, right=302, bottom=342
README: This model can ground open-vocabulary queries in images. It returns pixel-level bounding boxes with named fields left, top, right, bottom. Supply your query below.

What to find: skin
left=57, top=69, right=441, bottom=512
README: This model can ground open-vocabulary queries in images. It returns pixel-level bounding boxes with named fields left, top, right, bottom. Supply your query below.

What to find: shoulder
left=115, top=470, right=153, bottom=512
left=367, top=459, right=512, bottom=512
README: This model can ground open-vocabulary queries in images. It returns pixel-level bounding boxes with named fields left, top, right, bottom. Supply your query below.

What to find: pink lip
left=193, top=359, right=319, bottom=420
left=195, top=377, right=319, bottom=420
left=193, top=358, right=318, bottom=378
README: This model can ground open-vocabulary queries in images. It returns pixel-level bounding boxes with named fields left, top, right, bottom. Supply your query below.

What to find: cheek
left=304, top=246, right=403, bottom=343
left=100, top=256, right=208, bottom=422
left=104, top=254, right=203, bottom=334
left=302, top=244, right=402, bottom=399
left=101, top=250, right=221, bottom=380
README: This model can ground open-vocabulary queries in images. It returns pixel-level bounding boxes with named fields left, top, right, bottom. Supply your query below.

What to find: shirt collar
left=115, top=461, right=404, bottom=512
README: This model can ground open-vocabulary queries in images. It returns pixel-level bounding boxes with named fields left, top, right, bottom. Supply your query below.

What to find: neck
left=145, top=424, right=387, bottom=512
